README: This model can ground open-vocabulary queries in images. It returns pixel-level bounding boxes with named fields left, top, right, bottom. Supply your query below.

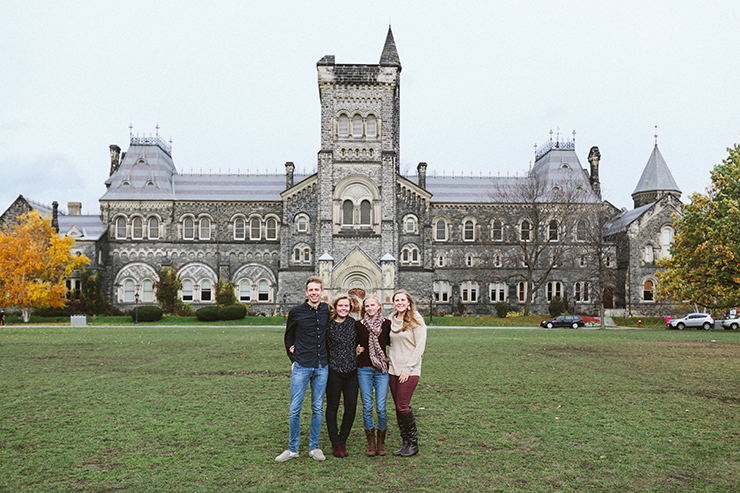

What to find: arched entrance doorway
left=603, top=288, right=614, bottom=309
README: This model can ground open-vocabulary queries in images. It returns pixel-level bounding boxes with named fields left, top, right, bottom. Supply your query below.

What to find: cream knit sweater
left=388, top=311, right=427, bottom=377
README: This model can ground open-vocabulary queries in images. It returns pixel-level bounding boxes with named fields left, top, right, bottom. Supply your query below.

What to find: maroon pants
left=389, top=374, right=419, bottom=413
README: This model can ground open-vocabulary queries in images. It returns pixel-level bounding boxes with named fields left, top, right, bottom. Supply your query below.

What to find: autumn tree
left=0, top=210, right=89, bottom=321
left=156, top=263, right=182, bottom=314
left=657, top=141, right=740, bottom=309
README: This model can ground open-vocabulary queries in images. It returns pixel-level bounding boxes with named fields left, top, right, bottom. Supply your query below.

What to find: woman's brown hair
left=329, top=294, right=351, bottom=322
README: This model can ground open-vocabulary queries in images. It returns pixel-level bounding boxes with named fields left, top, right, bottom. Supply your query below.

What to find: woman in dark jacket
left=325, top=295, right=358, bottom=458
left=355, top=294, right=391, bottom=456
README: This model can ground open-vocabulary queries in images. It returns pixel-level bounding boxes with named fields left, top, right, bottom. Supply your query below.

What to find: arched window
left=124, top=280, right=135, bottom=302
left=342, top=200, right=354, bottom=226
left=492, top=220, right=503, bottom=242
left=182, top=280, right=193, bottom=302
left=520, top=220, right=531, bottom=242
left=465, top=253, right=474, bottom=267
left=200, top=280, right=212, bottom=302
left=401, top=245, right=420, bottom=265
left=435, top=219, right=448, bottom=241
left=115, top=217, right=126, bottom=239
left=234, top=218, right=246, bottom=240
left=266, top=218, right=278, bottom=240
left=366, top=115, right=377, bottom=138
left=463, top=220, right=475, bottom=241
left=577, top=220, right=587, bottom=241
left=493, top=253, right=503, bottom=268
left=360, top=200, right=371, bottom=226
left=132, top=217, right=143, bottom=240
left=239, top=280, right=251, bottom=302
left=433, top=281, right=451, bottom=303
left=250, top=218, right=261, bottom=240
left=644, top=245, right=654, bottom=263
left=293, top=245, right=311, bottom=264
left=662, top=227, right=674, bottom=259
left=546, top=281, right=563, bottom=302
left=142, top=280, right=154, bottom=302
left=518, top=282, right=527, bottom=302
left=405, top=215, right=417, bottom=234
left=436, top=254, right=446, bottom=267
left=258, top=280, right=270, bottom=302
left=489, top=283, right=507, bottom=302
left=574, top=281, right=589, bottom=302
left=199, top=218, right=210, bottom=240
left=148, top=217, right=159, bottom=240
left=352, top=114, right=363, bottom=139
left=338, top=114, right=349, bottom=139
left=643, top=280, right=654, bottom=301
left=183, top=218, right=194, bottom=240
left=295, top=215, right=308, bottom=233
left=548, top=220, right=559, bottom=241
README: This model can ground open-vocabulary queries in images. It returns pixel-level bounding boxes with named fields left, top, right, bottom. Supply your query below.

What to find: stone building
left=1, top=28, right=683, bottom=317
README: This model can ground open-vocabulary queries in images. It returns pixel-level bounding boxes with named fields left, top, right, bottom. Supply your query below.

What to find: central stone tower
left=314, top=27, right=402, bottom=301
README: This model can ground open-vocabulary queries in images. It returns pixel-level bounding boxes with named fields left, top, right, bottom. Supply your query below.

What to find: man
left=275, top=276, right=329, bottom=462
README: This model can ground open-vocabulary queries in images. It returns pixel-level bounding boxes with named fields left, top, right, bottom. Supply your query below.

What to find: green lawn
left=2, top=326, right=739, bottom=492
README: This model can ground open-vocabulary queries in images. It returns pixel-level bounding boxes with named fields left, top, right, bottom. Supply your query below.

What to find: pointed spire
left=631, top=142, right=681, bottom=207
left=379, top=26, right=401, bottom=67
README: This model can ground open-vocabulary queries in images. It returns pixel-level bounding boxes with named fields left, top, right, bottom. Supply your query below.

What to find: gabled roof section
left=632, top=145, right=680, bottom=196
left=58, top=214, right=106, bottom=240
left=379, top=26, right=401, bottom=67
left=101, top=141, right=177, bottom=201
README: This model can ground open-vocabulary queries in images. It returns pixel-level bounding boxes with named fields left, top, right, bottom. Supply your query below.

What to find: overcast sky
left=2, top=0, right=739, bottom=216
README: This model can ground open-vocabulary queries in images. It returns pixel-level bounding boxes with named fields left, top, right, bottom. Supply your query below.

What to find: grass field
left=2, top=326, right=739, bottom=492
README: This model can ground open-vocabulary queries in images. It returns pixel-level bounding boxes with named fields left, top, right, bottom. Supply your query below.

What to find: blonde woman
left=325, top=295, right=358, bottom=458
left=355, top=295, right=391, bottom=456
left=388, top=289, right=427, bottom=457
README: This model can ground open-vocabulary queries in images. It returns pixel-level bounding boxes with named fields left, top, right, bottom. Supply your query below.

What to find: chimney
left=109, top=144, right=121, bottom=176
left=285, top=162, right=295, bottom=189
left=52, top=201, right=59, bottom=233
left=68, top=202, right=82, bottom=216
left=588, top=147, right=601, bottom=199
left=417, top=162, right=427, bottom=189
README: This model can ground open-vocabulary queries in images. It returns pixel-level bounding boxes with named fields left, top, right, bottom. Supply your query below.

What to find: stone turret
left=588, top=146, right=601, bottom=198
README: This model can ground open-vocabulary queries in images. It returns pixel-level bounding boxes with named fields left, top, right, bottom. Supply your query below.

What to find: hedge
left=196, top=306, right=220, bottom=322
left=132, top=306, right=163, bottom=322
left=219, top=304, right=247, bottom=320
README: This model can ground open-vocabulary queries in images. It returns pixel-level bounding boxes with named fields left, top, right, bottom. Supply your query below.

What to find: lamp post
left=134, top=293, right=139, bottom=326
left=282, top=294, right=287, bottom=324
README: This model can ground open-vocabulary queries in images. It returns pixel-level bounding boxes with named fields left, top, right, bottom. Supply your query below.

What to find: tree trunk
left=22, top=307, right=32, bottom=323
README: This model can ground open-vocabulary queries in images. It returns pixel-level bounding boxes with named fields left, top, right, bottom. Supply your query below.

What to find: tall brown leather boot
left=364, top=428, right=376, bottom=457
left=376, top=428, right=387, bottom=456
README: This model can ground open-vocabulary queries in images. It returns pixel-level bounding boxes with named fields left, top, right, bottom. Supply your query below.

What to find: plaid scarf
left=362, top=313, right=388, bottom=373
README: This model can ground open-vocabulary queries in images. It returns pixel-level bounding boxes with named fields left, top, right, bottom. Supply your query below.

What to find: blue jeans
left=357, top=367, right=389, bottom=430
left=289, top=363, right=328, bottom=452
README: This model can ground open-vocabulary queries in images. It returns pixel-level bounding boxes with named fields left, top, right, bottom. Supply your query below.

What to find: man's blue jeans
left=289, top=363, right=328, bottom=452
left=357, top=367, right=389, bottom=430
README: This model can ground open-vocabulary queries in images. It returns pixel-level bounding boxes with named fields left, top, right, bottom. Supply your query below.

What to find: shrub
left=196, top=306, right=220, bottom=322
left=81, top=270, right=106, bottom=315
left=549, top=296, right=568, bottom=317
left=494, top=301, right=509, bottom=318
left=215, top=279, right=236, bottom=307
left=174, top=302, right=195, bottom=317
left=156, top=264, right=182, bottom=314
left=219, top=304, right=247, bottom=320
left=132, top=306, right=163, bottom=322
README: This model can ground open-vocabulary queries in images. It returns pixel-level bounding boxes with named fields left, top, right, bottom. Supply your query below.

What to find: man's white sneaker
left=275, top=450, right=299, bottom=462
left=309, top=448, right=326, bottom=461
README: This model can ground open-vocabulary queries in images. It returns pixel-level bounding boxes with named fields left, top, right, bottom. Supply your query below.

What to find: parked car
left=721, top=317, right=740, bottom=330
left=666, top=313, right=714, bottom=330
left=540, top=315, right=584, bottom=329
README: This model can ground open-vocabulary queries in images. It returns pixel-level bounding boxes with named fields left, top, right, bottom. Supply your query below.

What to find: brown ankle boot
left=376, top=428, right=387, bottom=456
left=364, top=428, right=376, bottom=457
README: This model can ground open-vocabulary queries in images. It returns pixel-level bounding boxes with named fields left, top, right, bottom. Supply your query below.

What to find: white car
left=667, top=313, right=714, bottom=330
left=721, top=317, right=740, bottom=331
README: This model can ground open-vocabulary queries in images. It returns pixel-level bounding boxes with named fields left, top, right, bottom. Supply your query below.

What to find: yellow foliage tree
left=0, top=210, right=89, bottom=321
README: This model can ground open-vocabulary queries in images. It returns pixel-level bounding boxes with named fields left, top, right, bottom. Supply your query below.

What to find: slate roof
left=379, top=26, right=401, bottom=67
left=603, top=202, right=654, bottom=236
left=632, top=145, right=680, bottom=196
left=58, top=214, right=106, bottom=240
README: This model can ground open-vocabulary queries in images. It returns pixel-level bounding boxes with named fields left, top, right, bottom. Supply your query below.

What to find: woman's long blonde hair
left=329, top=294, right=351, bottom=322
left=360, top=294, right=383, bottom=320
left=392, top=289, right=422, bottom=331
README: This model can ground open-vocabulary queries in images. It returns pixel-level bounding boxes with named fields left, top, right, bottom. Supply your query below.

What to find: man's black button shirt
left=284, top=300, right=329, bottom=368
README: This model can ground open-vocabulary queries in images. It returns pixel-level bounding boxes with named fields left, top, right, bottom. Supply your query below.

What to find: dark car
left=540, top=315, right=584, bottom=329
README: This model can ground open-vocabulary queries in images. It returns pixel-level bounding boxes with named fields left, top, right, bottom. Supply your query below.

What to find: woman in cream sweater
left=388, top=289, right=427, bottom=457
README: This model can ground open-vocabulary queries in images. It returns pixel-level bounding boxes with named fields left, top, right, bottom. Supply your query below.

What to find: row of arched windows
left=118, top=278, right=275, bottom=303
left=432, top=280, right=604, bottom=304
left=432, top=218, right=591, bottom=243
left=112, top=214, right=283, bottom=241
left=336, top=112, right=380, bottom=140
